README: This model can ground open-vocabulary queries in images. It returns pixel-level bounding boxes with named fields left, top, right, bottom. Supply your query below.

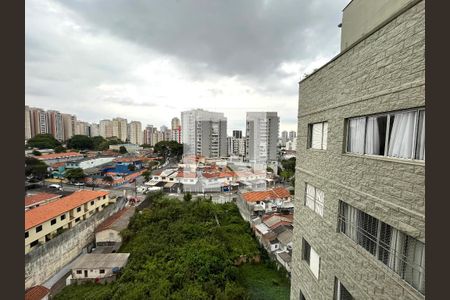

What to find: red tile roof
left=35, top=152, right=83, bottom=160
left=25, top=285, right=49, bottom=300
left=25, top=190, right=109, bottom=230
left=114, top=157, right=143, bottom=163
left=176, top=171, right=197, bottom=178
left=242, top=187, right=291, bottom=203
left=25, top=193, right=61, bottom=208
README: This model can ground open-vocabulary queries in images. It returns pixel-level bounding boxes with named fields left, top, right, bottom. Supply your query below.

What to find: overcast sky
left=26, top=0, right=348, bottom=134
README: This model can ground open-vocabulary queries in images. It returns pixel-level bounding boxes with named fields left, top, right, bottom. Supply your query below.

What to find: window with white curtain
left=309, top=121, right=328, bottom=150
left=302, top=238, right=320, bottom=279
left=346, top=108, right=425, bottom=160
left=338, top=201, right=425, bottom=294
left=305, top=183, right=324, bottom=217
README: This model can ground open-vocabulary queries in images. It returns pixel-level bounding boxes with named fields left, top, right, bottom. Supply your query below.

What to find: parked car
left=49, top=184, right=62, bottom=190
left=73, top=182, right=85, bottom=186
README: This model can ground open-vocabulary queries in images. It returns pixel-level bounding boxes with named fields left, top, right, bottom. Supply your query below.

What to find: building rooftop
left=35, top=152, right=83, bottom=161
left=277, top=251, right=292, bottom=264
left=242, top=187, right=291, bottom=202
left=25, top=190, right=109, bottom=230
left=25, top=193, right=61, bottom=208
left=24, top=285, right=50, bottom=300
left=72, top=253, right=130, bottom=269
left=95, top=207, right=135, bottom=233
left=277, top=229, right=293, bottom=246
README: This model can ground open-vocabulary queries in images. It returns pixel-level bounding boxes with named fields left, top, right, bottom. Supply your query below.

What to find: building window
left=61, top=214, right=66, bottom=221
left=51, top=219, right=56, bottom=225
left=346, top=108, right=425, bottom=160
left=308, top=121, right=328, bottom=150
left=75, top=217, right=80, bottom=222
left=100, top=269, right=105, bottom=274
left=305, top=183, right=324, bottom=216
left=30, top=240, right=39, bottom=247
left=302, top=239, right=320, bottom=279
left=338, top=201, right=425, bottom=294
left=76, top=270, right=82, bottom=274
left=77, top=207, right=81, bottom=212
left=103, top=195, right=106, bottom=199
left=334, top=278, right=353, bottom=300
left=102, top=204, right=106, bottom=208
left=91, top=201, right=95, bottom=206
left=299, top=291, right=306, bottom=300
left=25, top=231, right=29, bottom=239
left=36, top=225, right=42, bottom=233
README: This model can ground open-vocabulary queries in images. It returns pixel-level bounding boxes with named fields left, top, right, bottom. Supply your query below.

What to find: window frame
left=345, top=108, right=425, bottom=161
left=304, top=183, right=324, bottom=217
left=36, top=225, right=42, bottom=233
left=308, top=121, right=328, bottom=150
left=25, top=231, right=29, bottom=239
left=50, top=218, right=57, bottom=225
left=302, top=238, right=320, bottom=279
left=338, top=200, right=425, bottom=294
left=60, top=214, right=66, bottom=221
left=334, top=278, right=354, bottom=300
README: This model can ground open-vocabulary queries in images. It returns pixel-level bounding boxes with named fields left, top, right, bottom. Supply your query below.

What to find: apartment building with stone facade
left=290, top=0, right=425, bottom=299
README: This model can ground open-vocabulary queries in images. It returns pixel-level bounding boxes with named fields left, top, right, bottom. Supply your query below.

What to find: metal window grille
left=338, top=201, right=425, bottom=294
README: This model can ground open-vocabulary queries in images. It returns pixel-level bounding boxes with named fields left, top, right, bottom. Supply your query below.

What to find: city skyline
left=25, top=0, right=348, bottom=133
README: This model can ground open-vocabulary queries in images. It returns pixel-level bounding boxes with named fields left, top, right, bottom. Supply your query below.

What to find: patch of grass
left=238, top=263, right=290, bottom=300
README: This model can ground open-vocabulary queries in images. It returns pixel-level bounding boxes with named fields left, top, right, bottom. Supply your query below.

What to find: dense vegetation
left=55, top=193, right=289, bottom=300
left=280, top=157, right=296, bottom=186
left=26, top=134, right=61, bottom=149
left=25, top=157, right=49, bottom=180
left=153, top=141, right=183, bottom=160
left=66, top=135, right=124, bottom=151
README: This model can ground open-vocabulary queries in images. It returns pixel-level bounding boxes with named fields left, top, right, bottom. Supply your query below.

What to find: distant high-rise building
left=75, top=121, right=89, bottom=136
left=62, top=114, right=77, bottom=141
left=232, top=130, right=243, bottom=139
left=281, top=130, right=289, bottom=146
left=289, top=130, right=296, bottom=141
left=25, top=106, right=32, bottom=140
left=29, top=107, right=48, bottom=136
left=99, top=120, right=113, bottom=138
left=160, top=125, right=169, bottom=132
left=227, top=136, right=246, bottom=157
left=46, top=110, right=64, bottom=141
left=143, top=125, right=156, bottom=146
left=129, top=121, right=143, bottom=145
left=89, top=123, right=100, bottom=137
left=246, top=112, right=279, bottom=163
left=171, top=117, right=180, bottom=130
left=181, top=109, right=227, bottom=158
left=112, top=117, right=128, bottom=142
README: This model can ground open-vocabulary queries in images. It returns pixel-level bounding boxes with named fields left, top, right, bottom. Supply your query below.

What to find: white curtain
left=388, top=111, right=417, bottom=159
left=309, top=247, right=320, bottom=279
left=387, top=228, right=405, bottom=274
left=322, top=122, right=328, bottom=150
left=365, top=117, right=381, bottom=155
left=305, top=184, right=315, bottom=211
left=416, top=111, right=425, bottom=160
left=342, top=203, right=358, bottom=241
left=311, top=123, right=323, bottom=149
left=404, top=238, right=425, bottom=294
left=315, top=188, right=324, bottom=216
left=348, top=117, right=366, bottom=154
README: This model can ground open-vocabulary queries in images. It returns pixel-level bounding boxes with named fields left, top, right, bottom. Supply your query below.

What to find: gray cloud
left=25, top=0, right=349, bottom=133
left=59, top=0, right=346, bottom=81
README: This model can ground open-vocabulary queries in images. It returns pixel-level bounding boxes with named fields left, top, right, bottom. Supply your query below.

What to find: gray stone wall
left=25, top=197, right=127, bottom=290
left=290, top=1, right=424, bottom=300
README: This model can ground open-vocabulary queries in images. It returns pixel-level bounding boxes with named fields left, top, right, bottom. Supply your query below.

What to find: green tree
left=54, top=145, right=66, bottom=153
left=266, top=167, right=273, bottom=173
left=66, top=135, right=94, bottom=150
left=32, top=150, right=42, bottom=156
left=142, top=170, right=151, bottom=182
left=102, top=175, right=114, bottom=186
left=25, top=157, right=49, bottom=180
left=91, top=136, right=107, bottom=150
left=64, top=168, right=85, bottom=182
left=27, top=134, right=61, bottom=149
left=183, top=192, right=192, bottom=202
left=119, top=146, right=128, bottom=154
left=154, top=141, right=183, bottom=160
